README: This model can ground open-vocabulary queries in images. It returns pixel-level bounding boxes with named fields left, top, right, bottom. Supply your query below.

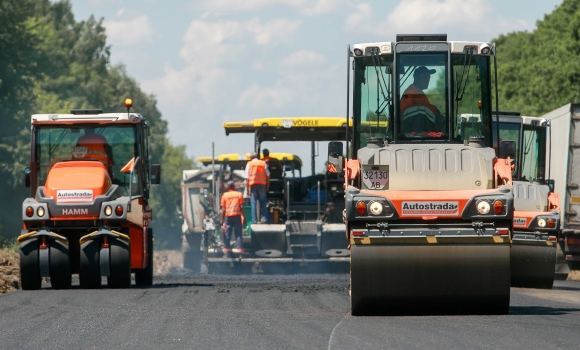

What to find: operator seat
left=400, top=106, right=438, bottom=134
left=74, top=130, right=114, bottom=176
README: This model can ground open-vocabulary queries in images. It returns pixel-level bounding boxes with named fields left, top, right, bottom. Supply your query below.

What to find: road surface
left=0, top=273, right=578, bottom=349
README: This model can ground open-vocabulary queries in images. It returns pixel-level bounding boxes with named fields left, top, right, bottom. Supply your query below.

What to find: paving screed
left=0, top=274, right=578, bottom=349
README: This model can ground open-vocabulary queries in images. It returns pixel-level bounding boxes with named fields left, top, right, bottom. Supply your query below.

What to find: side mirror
left=150, top=164, right=161, bottom=185
left=499, top=140, right=516, bottom=159
left=24, top=167, right=31, bottom=188
left=545, top=179, right=555, bottom=193
left=327, top=141, right=344, bottom=173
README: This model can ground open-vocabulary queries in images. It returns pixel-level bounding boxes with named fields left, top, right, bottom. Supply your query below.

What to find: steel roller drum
left=511, top=244, right=556, bottom=289
left=350, top=244, right=511, bottom=316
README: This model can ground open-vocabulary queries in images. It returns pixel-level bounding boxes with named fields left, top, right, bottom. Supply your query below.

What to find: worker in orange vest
left=75, top=128, right=114, bottom=175
left=220, top=180, right=245, bottom=259
left=400, top=66, right=443, bottom=134
left=245, top=151, right=270, bottom=224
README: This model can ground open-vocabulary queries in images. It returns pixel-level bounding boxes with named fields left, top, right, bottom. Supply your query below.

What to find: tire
left=135, top=229, right=153, bottom=286
left=49, top=240, right=71, bottom=289
left=19, top=239, right=41, bottom=290
left=183, top=234, right=202, bottom=273
left=108, top=238, right=131, bottom=288
left=80, top=240, right=101, bottom=289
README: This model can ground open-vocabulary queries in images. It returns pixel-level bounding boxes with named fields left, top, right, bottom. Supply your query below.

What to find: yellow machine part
left=197, top=153, right=243, bottom=164
left=223, top=117, right=351, bottom=131
left=350, top=240, right=511, bottom=316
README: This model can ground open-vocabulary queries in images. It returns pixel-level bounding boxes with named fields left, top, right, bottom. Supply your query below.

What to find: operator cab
left=491, top=112, right=550, bottom=185
left=224, top=117, right=348, bottom=223
left=29, top=113, right=155, bottom=200
left=351, top=34, right=495, bottom=151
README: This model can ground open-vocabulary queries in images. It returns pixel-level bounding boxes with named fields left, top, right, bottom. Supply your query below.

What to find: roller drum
left=511, top=244, right=556, bottom=289
left=350, top=243, right=510, bottom=316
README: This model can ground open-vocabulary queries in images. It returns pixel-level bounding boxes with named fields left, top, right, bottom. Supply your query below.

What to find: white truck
left=541, top=103, right=580, bottom=278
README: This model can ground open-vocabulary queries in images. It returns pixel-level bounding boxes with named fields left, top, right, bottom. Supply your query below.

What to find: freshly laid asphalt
left=0, top=273, right=578, bottom=350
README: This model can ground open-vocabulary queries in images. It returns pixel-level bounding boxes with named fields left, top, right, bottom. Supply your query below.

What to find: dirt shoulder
left=0, top=249, right=20, bottom=294
left=568, top=270, right=580, bottom=281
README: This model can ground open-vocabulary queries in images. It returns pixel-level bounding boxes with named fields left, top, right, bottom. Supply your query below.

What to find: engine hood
left=44, top=161, right=111, bottom=203
left=357, top=143, right=496, bottom=191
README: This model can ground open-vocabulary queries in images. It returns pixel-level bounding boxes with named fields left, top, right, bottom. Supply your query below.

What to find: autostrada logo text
left=401, top=201, right=459, bottom=216
left=56, top=190, right=93, bottom=203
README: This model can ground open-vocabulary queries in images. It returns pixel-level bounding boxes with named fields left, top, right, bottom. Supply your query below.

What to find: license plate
left=362, top=168, right=389, bottom=190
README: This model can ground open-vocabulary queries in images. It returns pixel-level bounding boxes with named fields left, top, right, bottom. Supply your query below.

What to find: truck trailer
left=541, top=103, right=580, bottom=278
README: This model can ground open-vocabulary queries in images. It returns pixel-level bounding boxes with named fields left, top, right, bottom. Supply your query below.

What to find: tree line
left=495, top=0, right=580, bottom=114
left=0, top=0, right=194, bottom=248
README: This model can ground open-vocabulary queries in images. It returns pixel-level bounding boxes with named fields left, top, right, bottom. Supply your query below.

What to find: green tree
left=0, top=0, right=40, bottom=234
left=0, top=0, right=197, bottom=248
left=494, top=0, right=580, bottom=115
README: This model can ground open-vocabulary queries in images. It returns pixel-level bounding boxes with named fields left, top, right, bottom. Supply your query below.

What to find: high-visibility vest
left=75, top=134, right=111, bottom=166
left=247, top=160, right=267, bottom=186
left=400, top=84, right=438, bottom=115
left=221, top=190, right=244, bottom=217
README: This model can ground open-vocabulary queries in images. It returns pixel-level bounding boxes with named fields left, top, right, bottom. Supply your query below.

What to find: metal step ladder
left=285, top=221, right=322, bottom=257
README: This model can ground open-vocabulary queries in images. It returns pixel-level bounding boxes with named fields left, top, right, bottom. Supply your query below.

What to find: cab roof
left=31, top=112, right=144, bottom=124
left=352, top=40, right=492, bottom=56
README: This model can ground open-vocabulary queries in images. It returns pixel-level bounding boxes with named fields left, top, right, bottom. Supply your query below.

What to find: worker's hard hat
left=414, top=66, right=436, bottom=77
left=249, top=152, right=258, bottom=159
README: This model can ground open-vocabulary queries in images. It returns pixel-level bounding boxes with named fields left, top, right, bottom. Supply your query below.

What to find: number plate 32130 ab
left=361, top=166, right=389, bottom=190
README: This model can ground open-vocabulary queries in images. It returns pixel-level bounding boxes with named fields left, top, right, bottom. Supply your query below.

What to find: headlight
left=477, top=200, right=491, bottom=214
left=369, top=201, right=384, bottom=215
left=37, top=206, right=45, bottom=217
left=537, top=218, right=547, bottom=228
left=104, top=205, right=112, bottom=216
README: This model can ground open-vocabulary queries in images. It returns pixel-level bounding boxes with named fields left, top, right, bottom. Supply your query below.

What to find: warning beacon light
left=124, top=98, right=133, bottom=114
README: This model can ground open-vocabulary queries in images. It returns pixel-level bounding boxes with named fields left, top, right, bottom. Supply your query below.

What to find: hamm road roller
left=330, top=34, right=514, bottom=315
left=18, top=100, right=160, bottom=289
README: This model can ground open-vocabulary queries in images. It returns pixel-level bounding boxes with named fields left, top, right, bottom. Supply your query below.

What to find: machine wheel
left=511, top=245, right=556, bottom=289
left=183, top=234, right=202, bottom=273
left=80, top=240, right=101, bottom=289
left=135, top=229, right=153, bottom=286
left=49, top=240, right=71, bottom=289
left=350, top=243, right=511, bottom=316
left=108, top=238, right=131, bottom=288
left=19, top=239, right=41, bottom=290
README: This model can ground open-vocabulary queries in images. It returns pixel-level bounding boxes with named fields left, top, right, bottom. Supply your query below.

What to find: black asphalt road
left=0, top=274, right=578, bottom=350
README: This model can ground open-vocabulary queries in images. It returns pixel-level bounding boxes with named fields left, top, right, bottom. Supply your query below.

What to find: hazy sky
left=68, top=0, right=562, bottom=173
